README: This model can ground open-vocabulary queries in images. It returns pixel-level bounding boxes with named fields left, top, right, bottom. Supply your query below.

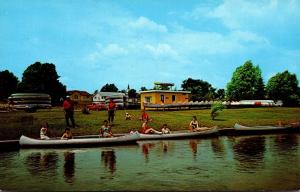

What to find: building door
left=160, top=95, right=165, bottom=103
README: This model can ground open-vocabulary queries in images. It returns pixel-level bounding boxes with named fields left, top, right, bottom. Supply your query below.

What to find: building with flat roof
left=140, top=82, right=191, bottom=110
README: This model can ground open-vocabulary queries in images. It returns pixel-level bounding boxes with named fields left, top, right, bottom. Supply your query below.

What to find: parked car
left=87, top=103, right=107, bottom=111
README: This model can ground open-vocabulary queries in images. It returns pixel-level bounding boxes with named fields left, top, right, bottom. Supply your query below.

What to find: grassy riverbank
left=0, top=107, right=299, bottom=140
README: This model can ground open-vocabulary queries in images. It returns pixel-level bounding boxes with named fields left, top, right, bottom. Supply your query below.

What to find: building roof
left=67, top=90, right=91, bottom=96
left=140, top=90, right=191, bottom=94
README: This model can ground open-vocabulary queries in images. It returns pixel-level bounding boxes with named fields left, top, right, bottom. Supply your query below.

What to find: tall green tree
left=128, top=89, right=137, bottom=98
left=266, top=70, right=299, bottom=106
left=181, top=78, right=216, bottom=101
left=226, top=60, right=265, bottom=100
left=100, top=83, right=118, bottom=92
left=0, top=70, right=19, bottom=100
left=216, top=89, right=225, bottom=100
left=18, top=62, right=66, bottom=105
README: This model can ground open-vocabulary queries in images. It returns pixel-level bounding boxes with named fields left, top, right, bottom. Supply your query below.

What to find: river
left=0, top=134, right=300, bottom=191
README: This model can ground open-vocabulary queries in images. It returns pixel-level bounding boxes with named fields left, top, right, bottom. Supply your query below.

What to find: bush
left=211, top=102, right=225, bottom=120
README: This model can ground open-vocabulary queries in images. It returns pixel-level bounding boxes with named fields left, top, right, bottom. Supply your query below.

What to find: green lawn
left=0, top=107, right=299, bottom=140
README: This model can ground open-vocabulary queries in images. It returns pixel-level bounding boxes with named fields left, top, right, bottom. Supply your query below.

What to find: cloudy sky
left=1, top=0, right=299, bottom=93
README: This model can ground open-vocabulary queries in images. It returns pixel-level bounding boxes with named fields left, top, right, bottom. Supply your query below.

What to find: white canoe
left=138, top=126, right=219, bottom=140
left=234, top=123, right=292, bottom=131
left=19, top=133, right=140, bottom=148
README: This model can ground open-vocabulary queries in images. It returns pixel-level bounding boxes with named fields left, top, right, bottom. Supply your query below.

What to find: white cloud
left=206, top=0, right=300, bottom=30
left=128, top=16, right=168, bottom=33
left=144, top=43, right=177, bottom=57
left=88, top=43, right=128, bottom=61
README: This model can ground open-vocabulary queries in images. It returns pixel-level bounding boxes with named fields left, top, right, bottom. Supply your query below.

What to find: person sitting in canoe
left=140, top=119, right=161, bottom=134
left=61, top=128, right=73, bottom=140
left=189, top=116, right=211, bottom=132
left=100, top=120, right=113, bottom=137
left=161, top=124, right=171, bottom=134
left=40, top=122, right=50, bottom=140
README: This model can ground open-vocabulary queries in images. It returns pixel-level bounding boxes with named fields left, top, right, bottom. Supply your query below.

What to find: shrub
left=211, top=101, right=225, bottom=120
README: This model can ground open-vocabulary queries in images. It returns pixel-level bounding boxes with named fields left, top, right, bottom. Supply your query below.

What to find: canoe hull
left=139, top=127, right=218, bottom=140
left=19, top=134, right=139, bottom=148
left=234, top=123, right=298, bottom=135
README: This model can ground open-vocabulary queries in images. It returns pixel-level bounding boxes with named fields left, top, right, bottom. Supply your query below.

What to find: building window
left=74, top=95, right=79, bottom=100
left=160, top=95, right=165, bottom=103
left=145, top=96, right=152, bottom=103
left=172, top=95, right=176, bottom=102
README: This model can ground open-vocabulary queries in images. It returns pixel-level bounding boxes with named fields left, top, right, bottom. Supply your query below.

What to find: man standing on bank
left=63, top=96, right=75, bottom=128
left=107, top=98, right=116, bottom=124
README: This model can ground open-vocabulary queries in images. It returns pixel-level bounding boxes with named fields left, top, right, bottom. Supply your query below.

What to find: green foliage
left=181, top=78, right=216, bottom=101
left=266, top=70, right=299, bottom=106
left=216, top=89, right=225, bottom=100
left=0, top=70, right=19, bottom=100
left=100, top=83, right=118, bottom=92
left=128, top=89, right=137, bottom=98
left=211, top=101, right=225, bottom=120
left=140, top=86, right=147, bottom=91
left=17, top=62, right=66, bottom=105
left=226, top=60, right=265, bottom=100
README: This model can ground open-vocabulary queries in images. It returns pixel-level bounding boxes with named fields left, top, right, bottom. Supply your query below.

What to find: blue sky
left=1, top=0, right=299, bottom=93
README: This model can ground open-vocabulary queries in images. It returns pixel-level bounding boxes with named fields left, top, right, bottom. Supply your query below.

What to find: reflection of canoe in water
left=19, top=134, right=139, bottom=148
left=234, top=123, right=297, bottom=134
left=139, top=126, right=219, bottom=140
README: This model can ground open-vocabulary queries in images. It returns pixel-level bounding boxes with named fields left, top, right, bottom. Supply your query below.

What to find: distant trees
left=18, top=62, right=66, bottom=105
left=226, top=60, right=265, bottom=100
left=100, top=83, right=118, bottom=92
left=0, top=70, right=19, bottom=100
left=128, top=89, right=137, bottom=98
left=140, top=86, right=147, bottom=91
left=266, top=70, right=299, bottom=106
left=181, top=78, right=216, bottom=101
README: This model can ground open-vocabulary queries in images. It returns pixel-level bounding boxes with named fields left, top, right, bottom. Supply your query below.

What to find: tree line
left=0, top=60, right=299, bottom=106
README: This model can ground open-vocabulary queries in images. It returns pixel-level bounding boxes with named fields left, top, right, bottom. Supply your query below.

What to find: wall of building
left=140, top=91, right=189, bottom=109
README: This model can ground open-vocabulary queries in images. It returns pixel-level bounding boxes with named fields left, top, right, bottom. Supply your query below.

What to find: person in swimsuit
left=161, top=124, right=171, bottom=134
left=40, top=122, right=50, bottom=140
left=61, top=128, right=73, bottom=140
left=100, top=120, right=113, bottom=137
left=189, top=116, right=210, bottom=132
left=140, top=120, right=161, bottom=134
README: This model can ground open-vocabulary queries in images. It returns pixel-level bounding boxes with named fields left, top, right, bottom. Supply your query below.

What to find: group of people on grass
left=40, top=97, right=211, bottom=140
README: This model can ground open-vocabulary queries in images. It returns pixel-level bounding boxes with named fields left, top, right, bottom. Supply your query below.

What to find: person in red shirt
left=140, top=109, right=152, bottom=121
left=107, top=99, right=116, bottom=124
left=63, top=96, right=75, bottom=128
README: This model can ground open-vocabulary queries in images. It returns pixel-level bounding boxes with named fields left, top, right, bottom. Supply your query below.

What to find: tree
left=216, top=89, right=225, bottom=100
left=128, top=89, right=137, bottom=98
left=266, top=70, right=299, bottom=106
left=100, top=83, right=118, bottom=92
left=211, top=101, right=225, bottom=120
left=140, top=86, right=147, bottom=91
left=0, top=70, right=19, bottom=100
left=181, top=78, right=216, bottom=101
left=18, top=62, right=66, bottom=105
left=226, top=60, right=265, bottom=100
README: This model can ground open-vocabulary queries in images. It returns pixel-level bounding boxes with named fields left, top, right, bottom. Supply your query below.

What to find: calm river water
left=1, top=134, right=300, bottom=191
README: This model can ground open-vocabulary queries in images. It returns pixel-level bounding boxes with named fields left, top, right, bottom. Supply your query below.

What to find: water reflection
left=162, top=141, right=169, bottom=154
left=210, top=138, right=225, bottom=157
left=25, top=151, right=58, bottom=177
left=274, top=134, right=299, bottom=153
left=232, top=136, right=266, bottom=172
left=141, top=143, right=155, bottom=162
left=101, top=150, right=116, bottom=174
left=189, top=140, right=198, bottom=158
left=64, top=151, right=75, bottom=183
